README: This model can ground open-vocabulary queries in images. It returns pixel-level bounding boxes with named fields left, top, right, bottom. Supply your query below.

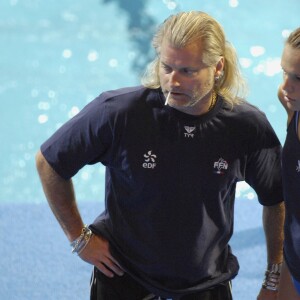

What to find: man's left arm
left=257, top=201, right=285, bottom=300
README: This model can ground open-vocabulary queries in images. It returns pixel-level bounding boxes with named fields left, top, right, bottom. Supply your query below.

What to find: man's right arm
left=35, top=150, right=124, bottom=277
left=35, top=150, right=84, bottom=241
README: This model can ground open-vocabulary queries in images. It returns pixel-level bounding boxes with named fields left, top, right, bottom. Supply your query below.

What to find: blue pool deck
left=1, top=0, right=300, bottom=299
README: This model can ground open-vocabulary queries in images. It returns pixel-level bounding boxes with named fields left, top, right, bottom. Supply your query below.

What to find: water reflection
left=0, top=0, right=299, bottom=203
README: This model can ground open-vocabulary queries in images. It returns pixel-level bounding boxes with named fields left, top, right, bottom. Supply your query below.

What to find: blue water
left=1, top=0, right=299, bottom=299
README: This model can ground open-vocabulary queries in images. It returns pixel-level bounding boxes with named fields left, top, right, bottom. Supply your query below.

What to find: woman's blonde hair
left=286, top=27, right=300, bottom=49
left=141, top=11, right=247, bottom=106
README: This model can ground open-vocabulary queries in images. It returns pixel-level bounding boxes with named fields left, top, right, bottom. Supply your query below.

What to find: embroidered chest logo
left=213, top=158, right=228, bottom=174
left=142, top=150, right=157, bottom=169
left=296, top=160, right=300, bottom=173
left=184, top=126, right=196, bottom=138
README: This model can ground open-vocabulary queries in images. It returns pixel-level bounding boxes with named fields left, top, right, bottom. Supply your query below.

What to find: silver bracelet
left=262, top=262, right=282, bottom=291
left=70, top=225, right=93, bottom=255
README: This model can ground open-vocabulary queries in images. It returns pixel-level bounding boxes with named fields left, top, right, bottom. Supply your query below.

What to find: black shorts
left=90, top=267, right=233, bottom=300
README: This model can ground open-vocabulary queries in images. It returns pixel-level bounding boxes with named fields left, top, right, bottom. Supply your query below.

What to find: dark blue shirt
left=41, top=86, right=283, bottom=298
left=282, top=111, right=300, bottom=282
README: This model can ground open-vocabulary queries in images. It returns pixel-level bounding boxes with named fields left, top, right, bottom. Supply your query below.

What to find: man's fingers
left=95, top=262, right=115, bottom=278
left=78, top=234, right=124, bottom=277
left=100, top=256, right=124, bottom=277
left=95, top=261, right=124, bottom=278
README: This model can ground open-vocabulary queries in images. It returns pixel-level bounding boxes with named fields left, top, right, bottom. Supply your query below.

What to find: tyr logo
left=184, top=126, right=196, bottom=138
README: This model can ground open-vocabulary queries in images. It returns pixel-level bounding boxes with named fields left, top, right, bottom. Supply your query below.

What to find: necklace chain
left=208, top=91, right=217, bottom=111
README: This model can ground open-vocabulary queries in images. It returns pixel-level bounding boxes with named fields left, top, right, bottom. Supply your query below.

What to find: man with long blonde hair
left=36, top=11, right=284, bottom=299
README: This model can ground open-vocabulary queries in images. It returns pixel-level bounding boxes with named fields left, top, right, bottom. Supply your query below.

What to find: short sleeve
left=242, top=109, right=283, bottom=205
left=41, top=96, right=112, bottom=179
left=245, top=144, right=283, bottom=205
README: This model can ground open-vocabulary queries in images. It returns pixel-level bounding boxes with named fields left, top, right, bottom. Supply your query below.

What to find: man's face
left=281, top=44, right=300, bottom=111
left=159, top=40, right=217, bottom=114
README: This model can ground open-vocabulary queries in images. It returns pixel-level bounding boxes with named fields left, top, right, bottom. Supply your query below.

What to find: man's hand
left=79, top=234, right=124, bottom=278
left=257, top=288, right=277, bottom=300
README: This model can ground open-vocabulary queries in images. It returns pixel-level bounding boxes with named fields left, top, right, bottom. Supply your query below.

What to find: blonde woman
left=277, top=27, right=300, bottom=300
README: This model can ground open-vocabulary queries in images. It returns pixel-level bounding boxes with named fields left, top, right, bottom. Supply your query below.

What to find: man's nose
left=169, top=71, right=180, bottom=88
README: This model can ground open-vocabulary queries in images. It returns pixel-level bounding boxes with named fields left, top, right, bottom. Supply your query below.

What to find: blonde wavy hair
left=141, top=11, right=247, bottom=106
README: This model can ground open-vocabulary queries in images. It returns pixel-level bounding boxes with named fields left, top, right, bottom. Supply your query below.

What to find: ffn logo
left=142, top=150, right=157, bottom=169
left=184, top=126, right=196, bottom=138
left=213, top=158, right=228, bottom=174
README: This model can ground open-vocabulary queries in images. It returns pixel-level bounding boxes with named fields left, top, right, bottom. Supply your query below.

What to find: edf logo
left=142, top=150, right=157, bottom=169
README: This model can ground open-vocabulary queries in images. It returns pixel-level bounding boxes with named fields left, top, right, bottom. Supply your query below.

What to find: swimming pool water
left=1, top=0, right=299, bottom=204
left=1, top=1, right=299, bottom=299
